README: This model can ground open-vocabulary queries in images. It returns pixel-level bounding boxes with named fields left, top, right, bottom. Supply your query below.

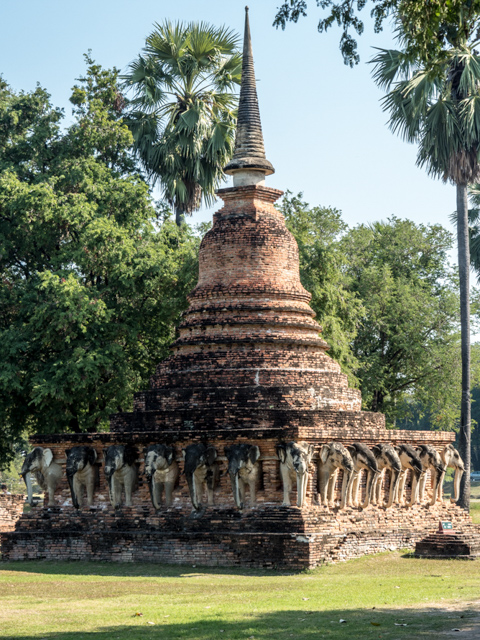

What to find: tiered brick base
left=2, top=502, right=471, bottom=569
left=415, top=526, right=480, bottom=560
left=1, top=425, right=469, bottom=568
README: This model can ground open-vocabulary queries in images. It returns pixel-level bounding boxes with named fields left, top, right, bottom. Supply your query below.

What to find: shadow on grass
left=2, top=606, right=478, bottom=640
left=0, top=559, right=300, bottom=578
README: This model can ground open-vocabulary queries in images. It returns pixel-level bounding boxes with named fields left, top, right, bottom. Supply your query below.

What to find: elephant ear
left=248, top=446, right=261, bottom=464
left=319, top=445, right=330, bottom=464
left=206, top=446, right=217, bottom=466
left=276, top=443, right=287, bottom=464
left=87, top=448, right=97, bottom=465
left=166, top=447, right=175, bottom=466
left=43, top=449, right=54, bottom=468
left=307, top=444, right=315, bottom=462
left=346, top=445, right=355, bottom=457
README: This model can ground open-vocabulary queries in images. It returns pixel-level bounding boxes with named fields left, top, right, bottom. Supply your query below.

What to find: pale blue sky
left=0, top=0, right=454, bottom=237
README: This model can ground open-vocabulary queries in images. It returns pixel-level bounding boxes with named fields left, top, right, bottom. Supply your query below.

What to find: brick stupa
left=1, top=9, right=471, bottom=568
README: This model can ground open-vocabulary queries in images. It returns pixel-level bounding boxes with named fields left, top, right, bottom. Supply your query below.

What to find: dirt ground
left=423, top=600, right=480, bottom=638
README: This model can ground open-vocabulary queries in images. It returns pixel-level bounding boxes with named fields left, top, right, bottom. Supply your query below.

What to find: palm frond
left=370, top=48, right=416, bottom=90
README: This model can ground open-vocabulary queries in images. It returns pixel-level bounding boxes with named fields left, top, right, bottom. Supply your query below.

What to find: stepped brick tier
left=1, top=8, right=475, bottom=567
left=415, top=526, right=480, bottom=559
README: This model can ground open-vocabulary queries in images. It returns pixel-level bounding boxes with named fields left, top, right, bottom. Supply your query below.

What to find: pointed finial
left=224, top=7, right=274, bottom=186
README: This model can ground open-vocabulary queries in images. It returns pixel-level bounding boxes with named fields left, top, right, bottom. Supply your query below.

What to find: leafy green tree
left=279, top=192, right=363, bottom=381
left=371, top=14, right=480, bottom=508
left=342, top=217, right=461, bottom=428
left=123, top=21, right=242, bottom=226
left=0, top=60, right=200, bottom=468
left=273, top=0, right=396, bottom=65
left=273, top=1, right=480, bottom=66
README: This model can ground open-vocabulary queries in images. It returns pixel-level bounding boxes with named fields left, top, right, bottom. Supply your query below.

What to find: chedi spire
left=224, top=6, right=275, bottom=186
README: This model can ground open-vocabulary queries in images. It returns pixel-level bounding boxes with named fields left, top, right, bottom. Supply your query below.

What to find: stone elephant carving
left=318, top=442, right=354, bottom=509
left=395, top=443, right=424, bottom=506
left=347, top=443, right=378, bottom=509
left=276, top=441, right=314, bottom=508
left=225, top=443, right=261, bottom=510
left=416, top=444, right=445, bottom=505
left=65, top=446, right=97, bottom=509
left=182, top=443, right=219, bottom=511
left=103, top=445, right=138, bottom=508
left=21, top=447, right=62, bottom=507
left=438, top=443, right=464, bottom=503
left=144, top=444, right=179, bottom=509
left=371, top=444, right=401, bottom=508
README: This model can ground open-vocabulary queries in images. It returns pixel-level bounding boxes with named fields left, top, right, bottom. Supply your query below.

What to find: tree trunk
left=457, top=182, right=471, bottom=511
left=175, top=204, right=185, bottom=227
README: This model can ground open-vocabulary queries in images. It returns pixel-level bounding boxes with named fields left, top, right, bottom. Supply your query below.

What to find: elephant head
left=65, top=446, right=97, bottom=509
left=182, top=443, right=218, bottom=511
left=318, top=442, right=354, bottom=509
left=371, top=444, right=402, bottom=508
left=276, top=441, right=314, bottom=507
left=144, top=444, right=179, bottom=509
left=347, top=443, right=378, bottom=508
left=103, top=444, right=138, bottom=508
left=21, top=447, right=62, bottom=507
left=416, top=444, right=445, bottom=505
left=439, top=443, right=464, bottom=503
left=224, top=443, right=261, bottom=509
left=395, top=443, right=424, bottom=506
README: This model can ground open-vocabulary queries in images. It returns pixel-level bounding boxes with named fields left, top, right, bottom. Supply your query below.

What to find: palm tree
left=371, top=36, right=480, bottom=510
left=123, top=21, right=242, bottom=225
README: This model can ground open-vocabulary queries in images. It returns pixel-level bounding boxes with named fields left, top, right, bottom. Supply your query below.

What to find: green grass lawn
left=1, top=552, right=479, bottom=640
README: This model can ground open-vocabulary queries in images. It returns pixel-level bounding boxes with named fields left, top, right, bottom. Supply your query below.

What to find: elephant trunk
left=22, top=471, right=33, bottom=506
left=67, top=473, right=79, bottom=509
left=230, top=471, right=243, bottom=509
left=453, top=466, right=464, bottom=503
left=105, top=472, right=115, bottom=507
left=186, top=473, right=200, bottom=510
left=296, top=469, right=307, bottom=507
left=148, top=474, right=160, bottom=510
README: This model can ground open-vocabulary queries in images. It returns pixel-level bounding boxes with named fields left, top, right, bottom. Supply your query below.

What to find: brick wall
left=0, top=494, right=24, bottom=532
left=1, top=501, right=470, bottom=569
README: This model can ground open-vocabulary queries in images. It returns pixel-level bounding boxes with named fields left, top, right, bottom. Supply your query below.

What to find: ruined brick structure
left=0, top=494, right=24, bottom=533
left=1, top=9, right=472, bottom=568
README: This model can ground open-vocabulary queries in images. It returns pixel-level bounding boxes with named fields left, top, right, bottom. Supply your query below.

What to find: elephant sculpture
left=416, top=444, right=445, bottom=505
left=182, top=443, right=219, bottom=511
left=21, top=447, right=63, bottom=507
left=395, top=443, right=424, bottom=506
left=144, top=444, right=179, bottom=509
left=103, top=444, right=138, bottom=508
left=276, top=441, right=314, bottom=508
left=371, top=444, right=401, bottom=508
left=318, top=442, right=354, bottom=509
left=438, top=443, right=464, bottom=503
left=347, top=443, right=378, bottom=508
left=65, top=445, right=97, bottom=509
left=225, top=443, right=261, bottom=509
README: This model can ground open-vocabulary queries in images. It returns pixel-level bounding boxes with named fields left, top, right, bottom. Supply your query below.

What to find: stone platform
left=3, top=501, right=470, bottom=569
left=415, top=526, right=480, bottom=560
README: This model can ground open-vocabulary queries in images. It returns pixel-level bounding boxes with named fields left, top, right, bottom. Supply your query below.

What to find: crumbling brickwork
left=0, top=494, right=24, bottom=532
